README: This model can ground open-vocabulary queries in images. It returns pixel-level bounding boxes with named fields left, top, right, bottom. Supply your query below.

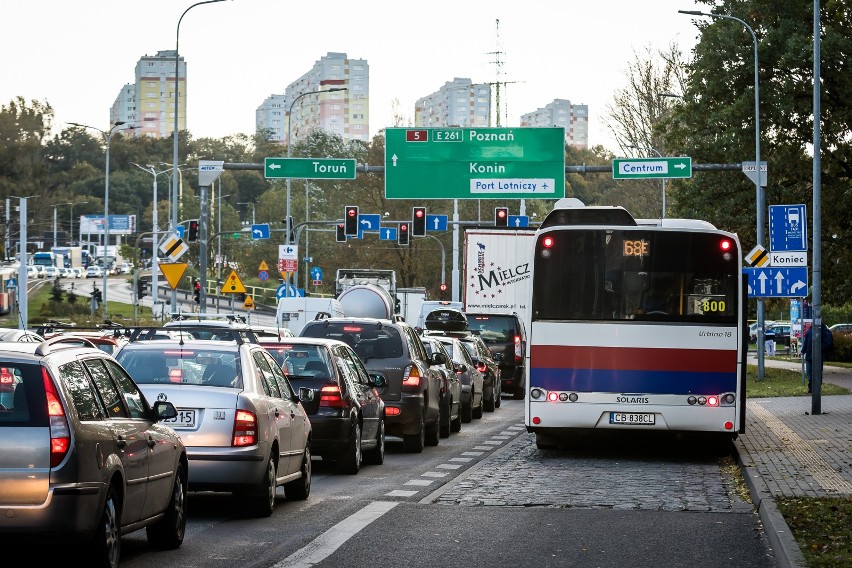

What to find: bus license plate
left=163, top=409, right=196, bottom=428
left=610, top=412, right=655, bottom=425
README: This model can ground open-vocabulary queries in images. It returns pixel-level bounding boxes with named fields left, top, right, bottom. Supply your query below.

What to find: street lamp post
left=68, top=120, right=127, bottom=320
left=133, top=163, right=172, bottom=312
left=627, top=145, right=666, bottom=218
left=52, top=203, right=73, bottom=249
left=69, top=201, right=89, bottom=246
left=679, top=9, right=764, bottom=377
left=285, top=86, right=347, bottom=293
left=217, top=190, right=230, bottom=313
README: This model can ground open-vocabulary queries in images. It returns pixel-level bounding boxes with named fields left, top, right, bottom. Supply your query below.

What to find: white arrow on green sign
left=265, top=157, right=356, bottom=180
left=384, top=127, right=565, bottom=199
left=612, top=157, right=692, bottom=179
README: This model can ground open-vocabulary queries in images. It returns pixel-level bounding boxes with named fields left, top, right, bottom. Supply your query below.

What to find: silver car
left=432, top=335, right=485, bottom=423
left=115, top=332, right=313, bottom=517
left=0, top=337, right=187, bottom=568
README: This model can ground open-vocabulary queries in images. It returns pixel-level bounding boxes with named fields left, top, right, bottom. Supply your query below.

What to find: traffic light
left=494, top=207, right=509, bottom=227
left=344, top=205, right=359, bottom=236
left=412, top=206, right=427, bottom=237
left=187, top=219, right=199, bottom=242
left=136, top=279, right=147, bottom=298
left=398, top=223, right=410, bottom=245
left=439, top=283, right=448, bottom=299
left=336, top=223, right=346, bottom=242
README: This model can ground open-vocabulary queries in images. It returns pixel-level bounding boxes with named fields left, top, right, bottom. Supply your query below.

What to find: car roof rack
left=128, top=325, right=256, bottom=345
left=168, top=312, right=247, bottom=324
left=34, top=335, right=98, bottom=356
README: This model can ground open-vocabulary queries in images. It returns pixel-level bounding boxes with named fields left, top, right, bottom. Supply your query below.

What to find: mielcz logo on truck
left=464, top=229, right=535, bottom=313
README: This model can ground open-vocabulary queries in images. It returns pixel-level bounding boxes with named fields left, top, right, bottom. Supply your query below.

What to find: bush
left=830, top=331, right=852, bottom=363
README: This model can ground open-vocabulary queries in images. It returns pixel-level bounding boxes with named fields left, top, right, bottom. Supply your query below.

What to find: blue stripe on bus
left=529, top=368, right=738, bottom=395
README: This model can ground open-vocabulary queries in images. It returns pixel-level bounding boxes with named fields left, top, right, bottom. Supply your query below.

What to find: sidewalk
left=736, top=354, right=852, bottom=568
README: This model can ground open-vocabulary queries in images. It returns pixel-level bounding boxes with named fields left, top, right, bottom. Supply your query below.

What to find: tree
left=665, top=0, right=851, bottom=304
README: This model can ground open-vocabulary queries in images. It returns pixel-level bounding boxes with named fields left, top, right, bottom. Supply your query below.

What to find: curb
left=734, top=438, right=807, bottom=568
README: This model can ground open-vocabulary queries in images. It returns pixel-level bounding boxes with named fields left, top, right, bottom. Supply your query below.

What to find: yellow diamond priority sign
left=220, top=269, right=247, bottom=294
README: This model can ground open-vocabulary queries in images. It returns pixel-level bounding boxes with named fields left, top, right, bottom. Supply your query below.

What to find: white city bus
left=526, top=199, right=746, bottom=449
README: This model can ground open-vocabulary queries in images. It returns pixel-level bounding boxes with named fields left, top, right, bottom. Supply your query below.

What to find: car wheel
left=451, top=407, right=462, bottom=432
left=461, top=397, right=473, bottom=423
left=336, top=419, right=362, bottom=475
left=484, top=385, right=496, bottom=412
left=425, top=412, right=440, bottom=447
left=439, top=395, right=451, bottom=438
left=247, top=456, right=277, bottom=517
left=472, top=391, right=484, bottom=419
left=146, top=462, right=187, bottom=549
left=89, top=484, right=121, bottom=568
left=402, top=412, right=425, bottom=453
left=284, top=445, right=312, bottom=500
left=495, top=384, right=502, bottom=408
left=363, top=417, right=385, bottom=465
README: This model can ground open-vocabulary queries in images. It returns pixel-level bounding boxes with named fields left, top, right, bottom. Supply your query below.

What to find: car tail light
left=42, top=368, right=70, bottom=467
left=476, top=361, right=487, bottom=373
left=232, top=409, right=257, bottom=447
left=1, top=368, right=13, bottom=386
left=514, top=336, right=523, bottom=362
left=168, top=369, right=183, bottom=383
left=385, top=407, right=401, bottom=416
left=402, top=364, right=421, bottom=387
left=319, top=385, right=347, bottom=408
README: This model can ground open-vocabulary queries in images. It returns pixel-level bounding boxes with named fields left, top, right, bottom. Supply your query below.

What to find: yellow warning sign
left=220, top=269, right=247, bottom=294
left=258, top=260, right=270, bottom=271
left=243, top=295, right=254, bottom=309
left=159, top=263, right=188, bottom=290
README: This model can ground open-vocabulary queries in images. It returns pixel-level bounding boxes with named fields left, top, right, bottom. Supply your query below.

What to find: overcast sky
left=2, top=0, right=704, bottom=153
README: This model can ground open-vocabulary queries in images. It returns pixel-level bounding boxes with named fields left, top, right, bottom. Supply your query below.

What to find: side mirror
left=430, top=351, right=448, bottom=366
left=153, top=400, right=177, bottom=420
left=298, top=387, right=315, bottom=402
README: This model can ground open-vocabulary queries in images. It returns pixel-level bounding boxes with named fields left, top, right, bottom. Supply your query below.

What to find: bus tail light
left=43, top=368, right=70, bottom=467
left=233, top=410, right=257, bottom=447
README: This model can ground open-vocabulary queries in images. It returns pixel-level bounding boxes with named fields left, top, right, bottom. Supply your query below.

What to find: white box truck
left=277, top=296, right=345, bottom=335
left=462, top=229, right=536, bottom=327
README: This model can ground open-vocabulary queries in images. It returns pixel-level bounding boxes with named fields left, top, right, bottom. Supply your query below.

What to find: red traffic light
left=400, top=224, right=408, bottom=232
left=495, top=207, right=509, bottom=227
left=347, top=208, right=357, bottom=217
left=440, top=283, right=447, bottom=291
left=415, top=209, right=425, bottom=218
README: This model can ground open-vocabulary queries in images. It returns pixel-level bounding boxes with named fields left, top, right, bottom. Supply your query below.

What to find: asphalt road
left=85, top=399, right=777, bottom=568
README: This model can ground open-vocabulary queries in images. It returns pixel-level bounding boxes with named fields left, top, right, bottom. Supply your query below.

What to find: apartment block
left=259, top=52, right=369, bottom=145
left=414, top=78, right=491, bottom=128
left=519, top=99, right=588, bottom=148
left=112, top=50, right=186, bottom=138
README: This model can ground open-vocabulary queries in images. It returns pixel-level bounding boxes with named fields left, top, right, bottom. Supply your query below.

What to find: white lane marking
left=461, top=451, right=484, bottom=456
left=492, top=435, right=510, bottom=440
left=449, top=457, right=473, bottom=463
left=472, top=446, right=494, bottom=451
left=482, top=440, right=503, bottom=445
left=404, top=479, right=435, bottom=486
left=499, top=431, right=517, bottom=435
left=385, top=490, right=419, bottom=497
left=273, top=501, right=398, bottom=568
left=436, top=463, right=462, bottom=469
left=422, top=471, right=449, bottom=478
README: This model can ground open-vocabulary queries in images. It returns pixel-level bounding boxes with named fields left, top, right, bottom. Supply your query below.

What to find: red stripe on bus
left=530, top=345, right=737, bottom=373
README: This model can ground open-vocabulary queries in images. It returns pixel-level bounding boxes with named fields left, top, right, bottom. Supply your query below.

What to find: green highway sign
left=265, top=157, right=356, bottom=180
left=384, top=127, right=566, bottom=199
left=612, top=157, right=692, bottom=179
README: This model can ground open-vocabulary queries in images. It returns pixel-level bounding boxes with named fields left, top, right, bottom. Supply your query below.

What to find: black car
left=260, top=337, right=386, bottom=474
left=465, top=312, right=527, bottom=399
left=301, top=317, right=443, bottom=453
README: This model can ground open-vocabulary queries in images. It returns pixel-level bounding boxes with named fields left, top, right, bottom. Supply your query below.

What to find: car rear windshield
left=0, top=364, right=45, bottom=425
left=465, top=315, right=516, bottom=343
left=116, top=347, right=242, bottom=388
left=301, top=323, right=403, bottom=360
left=262, top=344, right=334, bottom=379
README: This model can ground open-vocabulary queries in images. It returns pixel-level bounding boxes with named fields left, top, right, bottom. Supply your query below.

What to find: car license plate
left=163, top=409, right=196, bottom=428
left=610, top=412, right=655, bottom=425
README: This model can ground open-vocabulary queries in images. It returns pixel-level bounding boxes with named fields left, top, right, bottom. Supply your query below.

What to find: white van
left=415, top=300, right=464, bottom=330
left=277, top=297, right=345, bottom=336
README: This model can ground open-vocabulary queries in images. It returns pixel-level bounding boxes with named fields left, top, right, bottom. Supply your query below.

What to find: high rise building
left=258, top=52, right=368, bottom=145
left=112, top=50, right=186, bottom=138
left=414, top=78, right=491, bottom=127
left=520, top=99, right=589, bottom=148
